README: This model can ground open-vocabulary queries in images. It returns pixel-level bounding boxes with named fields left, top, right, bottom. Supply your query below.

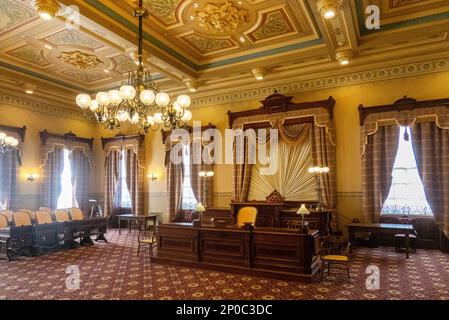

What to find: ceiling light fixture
left=75, top=0, right=192, bottom=133
left=31, top=0, right=60, bottom=20
left=239, top=36, right=245, bottom=43
left=335, top=50, right=353, bottom=66
left=23, top=83, right=37, bottom=94
left=316, top=0, right=343, bottom=19
left=184, top=80, right=198, bottom=93
left=251, top=68, right=265, bottom=81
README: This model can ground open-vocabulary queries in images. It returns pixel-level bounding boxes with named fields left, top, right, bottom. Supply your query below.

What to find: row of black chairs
left=0, top=207, right=108, bottom=260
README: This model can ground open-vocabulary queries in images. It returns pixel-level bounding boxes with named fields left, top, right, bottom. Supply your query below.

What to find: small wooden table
left=117, top=214, right=158, bottom=235
left=347, top=223, right=416, bottom=258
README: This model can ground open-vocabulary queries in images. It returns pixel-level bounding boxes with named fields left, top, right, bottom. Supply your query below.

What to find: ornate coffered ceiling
left=1, top=0, right=449, bottom=109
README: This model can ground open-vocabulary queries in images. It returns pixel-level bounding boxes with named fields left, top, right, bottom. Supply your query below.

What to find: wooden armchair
left=136, top=220, right=156, bottom=258
left=395, top=216, right=418, bottom=253
left=319, top=236, right=351, bottom=283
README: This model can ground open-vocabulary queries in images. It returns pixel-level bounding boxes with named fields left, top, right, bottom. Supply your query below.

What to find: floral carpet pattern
left=0, top=229, right=448, bottom=300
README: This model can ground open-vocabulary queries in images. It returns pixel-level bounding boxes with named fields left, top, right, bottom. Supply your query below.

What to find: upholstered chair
left=12, top=211, right=33, bottom=227
left=54, top=209, right=70, bottom=223
left=35, top=210, right=54, bottom=224
left=0, top=214, right=8, bottom=229
left=39, top=207, right=53, bottom=213
left=236, top=207, right=258, bottom=228
left=319, top=236, right=351, bottom=283
left=19, top=209, right=35, bottom=222
left=0, top=210, right=13, bottom=223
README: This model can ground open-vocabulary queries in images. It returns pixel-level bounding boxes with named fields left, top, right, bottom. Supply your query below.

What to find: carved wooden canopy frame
left=0, top=124, right=27, bottom=142
left=227, top=92, right=335, bottom=129
left=358, top=96, right=449, bottom=126
left=39, top=130, right=94, bottom=149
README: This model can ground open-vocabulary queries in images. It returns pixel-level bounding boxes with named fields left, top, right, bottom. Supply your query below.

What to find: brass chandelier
left=75, top=0, right=192, bottom=132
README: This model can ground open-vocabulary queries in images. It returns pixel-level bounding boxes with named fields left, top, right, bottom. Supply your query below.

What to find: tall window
left=117, top=150, right=132, bottom=208
left=181, top=145, right=197, bottom=210
left=57, top=149, right=78, bottom=209
left=382, top=126, right=432, bottom=216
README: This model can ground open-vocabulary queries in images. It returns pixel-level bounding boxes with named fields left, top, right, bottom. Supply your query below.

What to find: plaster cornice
left=190, top=55, right=449, bottom=108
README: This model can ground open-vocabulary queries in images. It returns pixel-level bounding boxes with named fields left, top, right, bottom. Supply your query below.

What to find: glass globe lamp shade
left=173, top=101, right=182, bottom=113
left=146, top=116, right=155, bottom=126
left=108, top=90, right=123, bottom=105
left=116, top=110, right=129, bottom=122
left=181, top=110, right=192, bottom=122
left=140, top=90, right=155, bottom=105
left=89, top=100, right=99, bottom=112
left=176, top=95, right=191, bottom=108
left=4, top=136, right=15, bottom=145
left=153, top=112, right=163, bottom=124
left=76, top=94, right=92, bottom=109
left=96, top=92, right=110, bottom=106
left=119, top=85, right=136, bottom=100
left=11, top=138, right=19, bottom=147
left=130, top=113, right=140, bottom=124
left=155, top=93, right=170, bottom=106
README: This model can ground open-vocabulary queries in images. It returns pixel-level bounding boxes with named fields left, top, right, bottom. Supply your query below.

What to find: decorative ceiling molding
left=250, top=9, right=294, bottom=42
left=58, top=50, right=104, bottom=69
left=0, top=91, right=92, bottom=122
left=195, top=2, right=249, bottom=33
left=190, top=56, right=449, bottom=107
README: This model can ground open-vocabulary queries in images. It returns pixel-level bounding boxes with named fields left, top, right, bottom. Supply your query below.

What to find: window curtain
left=41, top=146, right=65, bottom=209
left=362, top=126, right=400, bottom=222
left=311, top=124, right=337, bottom=210
left=190, top=140, right=213, bottom=208
left=166, top=144, right=184, bottom=221
left=411, top=122, right=449, bottom=238
left=232, top=138, right=253, bottom=202
left=248, top=123, right=316, bottom=201
left=125, top=148, right=144, bottom=215
left=70, top=149, right=90, bottom=215
left=104, top=150, right=120, bottom=217
left=0, top=149, right=20, bottom=210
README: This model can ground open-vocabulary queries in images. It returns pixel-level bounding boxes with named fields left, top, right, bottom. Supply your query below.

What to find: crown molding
left=190, top=55, right=449, bottom=108
left=0, top=89, right=93, bottom=123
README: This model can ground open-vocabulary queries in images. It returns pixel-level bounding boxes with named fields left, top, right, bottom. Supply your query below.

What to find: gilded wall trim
left=191, top=57, right=449, bottom=108
left=0, top=91, right=91, bottom=122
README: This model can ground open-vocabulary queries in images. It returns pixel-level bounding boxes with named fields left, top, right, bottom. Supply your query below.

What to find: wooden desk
left=347, top=223, right=416, bottom=258
left=152, top=223, right=320, bottom=281
left=117, top=214, right=158, bottom=235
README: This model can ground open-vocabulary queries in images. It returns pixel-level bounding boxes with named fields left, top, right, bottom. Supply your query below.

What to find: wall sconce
left=148, top=173, right=158, bottom=182
left=26, top=173, right=40, bottom=182
left=199, top=171, right=214, bottom=178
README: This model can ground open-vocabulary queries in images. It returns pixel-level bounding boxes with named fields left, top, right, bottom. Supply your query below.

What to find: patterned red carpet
left=1, top=229, right=448, bottom=300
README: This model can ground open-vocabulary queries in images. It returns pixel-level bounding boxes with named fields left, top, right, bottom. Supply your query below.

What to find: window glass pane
left=381, top=127, right=432, bottom=216
left=119, top=150, right=132, bottom=208
left=181, top=145, right=198, bottom=210
left=57, top=149, right=77, bottom=209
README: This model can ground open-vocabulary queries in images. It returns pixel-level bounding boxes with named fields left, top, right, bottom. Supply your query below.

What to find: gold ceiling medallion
left=195, top=1, right=248, bottom=33
left=58, top=50, right=103, bottom=69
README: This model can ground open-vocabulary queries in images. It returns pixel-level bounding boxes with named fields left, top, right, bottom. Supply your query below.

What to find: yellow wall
left=3, top=70, right=449, bottom=226
left=145, top=70, right=449, bottom=225
left=0, top=103, right=104, bottom=209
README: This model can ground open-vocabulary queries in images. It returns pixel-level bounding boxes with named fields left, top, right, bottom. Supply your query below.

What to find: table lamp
left=196, top=202, right=206, bottom=218
left=297, top=204, right=310, bottom=232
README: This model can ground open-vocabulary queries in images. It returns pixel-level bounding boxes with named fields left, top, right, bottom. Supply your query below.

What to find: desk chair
left=320, top=236, right=351, bottom=283
left=394, top=217, right=418, bottom=253
left=10, top=211, right=34, bottom=256
left=34, top=210, right=57, bottom=249
left=54, top=209, right=76, bottom=247
left=136, top=220, right=156, bottom=258
left=236, top=207, right=258, bottom=228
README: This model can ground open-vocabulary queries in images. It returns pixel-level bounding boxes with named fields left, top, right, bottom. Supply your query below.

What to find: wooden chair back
left=320, top=236, right=351, bottom=258
left=236, top=206, right=258, bottom=228
left=39, top=207, right=53, bottom=213
left=12, top=211, right=33, bottom=227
